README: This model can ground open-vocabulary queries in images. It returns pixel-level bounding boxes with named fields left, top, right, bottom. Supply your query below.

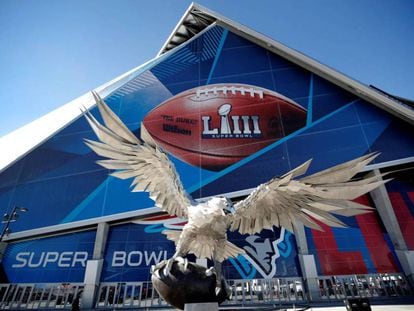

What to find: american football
left=143, top=83, right=307, bottom=171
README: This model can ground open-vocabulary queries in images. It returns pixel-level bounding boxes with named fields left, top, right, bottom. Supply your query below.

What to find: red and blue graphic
left=386, top=172, right=414, bottom=250
left=306, top=195, right=401, bottom=275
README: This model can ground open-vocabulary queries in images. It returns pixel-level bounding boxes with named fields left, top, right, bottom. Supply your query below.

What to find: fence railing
left=226, top=278, right=305, bottom=305
left=0, top=273, right=411, bottom=309
left=0, top=283, right=83, bottom=309
left=95, top=277, right=306, bottom=309
left=95, top=281, right=167, bottom=309
left=311, top=273, right=412, bottom=301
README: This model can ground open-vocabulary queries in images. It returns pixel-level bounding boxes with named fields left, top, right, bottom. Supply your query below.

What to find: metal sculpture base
left=151, top=260, right=230, bottom=310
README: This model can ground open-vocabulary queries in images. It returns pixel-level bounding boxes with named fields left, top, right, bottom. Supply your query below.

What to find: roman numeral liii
left=202, top=104, right=261, bottom=135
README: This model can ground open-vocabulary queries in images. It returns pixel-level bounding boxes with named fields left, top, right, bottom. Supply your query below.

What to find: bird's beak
left=223, top=206, right=233, bottom=215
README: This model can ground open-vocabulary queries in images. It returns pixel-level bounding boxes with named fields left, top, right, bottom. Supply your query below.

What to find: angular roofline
left=159, top=3, right=414, bottom=126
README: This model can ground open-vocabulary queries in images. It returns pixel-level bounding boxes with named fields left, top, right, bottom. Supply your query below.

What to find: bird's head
left=208, top=196, right=234, bottom=215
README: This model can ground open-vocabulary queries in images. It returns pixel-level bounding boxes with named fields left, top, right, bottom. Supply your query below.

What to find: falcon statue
left=83, top=91, right=387, bottom=295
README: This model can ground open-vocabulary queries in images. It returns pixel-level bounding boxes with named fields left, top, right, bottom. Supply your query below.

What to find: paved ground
left=99, top=299, right=414, bottom=310
left=306, top=306, right=414, bottom=311
left=145, top=304, right=414, bottom=311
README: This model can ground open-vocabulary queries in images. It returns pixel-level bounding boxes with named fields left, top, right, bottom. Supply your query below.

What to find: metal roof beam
left=174, top=32, right=190, bottom=40
left=182, top=21, right=204, bottom=33
left=191, top=11, right=215, bottom=25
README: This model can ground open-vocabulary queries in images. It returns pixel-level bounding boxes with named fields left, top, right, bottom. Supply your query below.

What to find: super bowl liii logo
left=202, top=103, right=262, bottom=139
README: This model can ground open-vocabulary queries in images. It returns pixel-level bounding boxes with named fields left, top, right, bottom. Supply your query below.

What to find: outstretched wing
left=83, top=91, right=192, bottom=219
left=228, top=153, right=388, bottom=234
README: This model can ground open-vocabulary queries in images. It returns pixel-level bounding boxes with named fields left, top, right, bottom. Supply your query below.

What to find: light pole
left=0, top=206, right=28, bottom=241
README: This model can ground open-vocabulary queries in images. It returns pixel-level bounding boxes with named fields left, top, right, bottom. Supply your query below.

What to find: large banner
left=0, top=22, right=412, bottom=281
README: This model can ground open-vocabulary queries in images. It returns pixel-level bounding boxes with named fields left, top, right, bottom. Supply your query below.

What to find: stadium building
left=0, top=3, right=413, bottom=309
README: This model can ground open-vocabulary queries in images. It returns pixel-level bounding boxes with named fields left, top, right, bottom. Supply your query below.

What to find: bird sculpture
left=83, top=91, right=387, bottom=295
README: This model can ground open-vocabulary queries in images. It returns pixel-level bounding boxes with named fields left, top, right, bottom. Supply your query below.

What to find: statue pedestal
left=184, top=302, right=219, bottom=311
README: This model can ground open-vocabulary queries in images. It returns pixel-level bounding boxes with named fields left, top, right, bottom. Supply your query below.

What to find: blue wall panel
left=2, top=231, right=95, bottom=283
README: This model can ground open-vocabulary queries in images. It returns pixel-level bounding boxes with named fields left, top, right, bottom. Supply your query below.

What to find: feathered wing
left=83, top=91, right=191, bottom=219
left=228, top=153, right=389, bottom=234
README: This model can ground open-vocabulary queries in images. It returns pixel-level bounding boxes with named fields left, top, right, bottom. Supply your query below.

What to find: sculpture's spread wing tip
left=83, top=93, right=191, bottom=219
left=230, top=152, right=385, bottom=235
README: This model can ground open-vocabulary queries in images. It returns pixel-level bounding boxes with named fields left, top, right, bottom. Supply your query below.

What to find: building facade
left=0, top=3, right=413, bottom=309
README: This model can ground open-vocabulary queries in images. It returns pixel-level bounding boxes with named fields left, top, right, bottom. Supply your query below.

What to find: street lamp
left=0, top=206, right=28, bottom=241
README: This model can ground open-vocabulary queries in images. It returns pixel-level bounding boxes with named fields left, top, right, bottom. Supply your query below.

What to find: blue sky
left=0, top=0, right=413, bottom=137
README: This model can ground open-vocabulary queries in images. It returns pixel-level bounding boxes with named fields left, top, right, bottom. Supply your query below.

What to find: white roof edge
left=0, top=19, right=219, bottom=175
left=228, top=20, right=414, bottom=124
left=160, top=3, right=414, bottom=125
left=0, top=55, right=163, bottom=174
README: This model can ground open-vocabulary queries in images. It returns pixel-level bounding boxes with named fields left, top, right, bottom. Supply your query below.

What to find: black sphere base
left=151, top=260, right=229, bottom=310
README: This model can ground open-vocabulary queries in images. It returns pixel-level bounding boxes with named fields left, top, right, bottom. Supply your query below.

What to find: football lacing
left=196, top=86, right=264, bottom=99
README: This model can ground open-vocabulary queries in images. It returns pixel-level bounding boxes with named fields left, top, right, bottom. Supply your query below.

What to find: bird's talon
left=205, top=267, right=215, bottom=276
left=154, top=269, right=161, bottom=279
left=215, top=286, right=222, bottom=296
left=150, top=260, right=167, bottom=275
left=163, top=258, right=174, bottom=277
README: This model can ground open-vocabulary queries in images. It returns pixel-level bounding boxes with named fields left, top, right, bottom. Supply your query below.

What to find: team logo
left=240, top=229, right=287, bottom=278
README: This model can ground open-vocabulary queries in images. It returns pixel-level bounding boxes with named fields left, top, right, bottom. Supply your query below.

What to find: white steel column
left=81, top=222, right=109, bottom=309
left=369, top=169, right=414, bottom=286
left=293, top=221, right=320, bottom=301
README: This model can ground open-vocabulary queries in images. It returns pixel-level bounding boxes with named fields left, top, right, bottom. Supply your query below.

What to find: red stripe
left=389, top=192, right=414, bottom=250
left=354, top=196, right=399, bottom=273
left=144, top=214, right=176, bottom=221
left=311, top=221, right=367, bottom=275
